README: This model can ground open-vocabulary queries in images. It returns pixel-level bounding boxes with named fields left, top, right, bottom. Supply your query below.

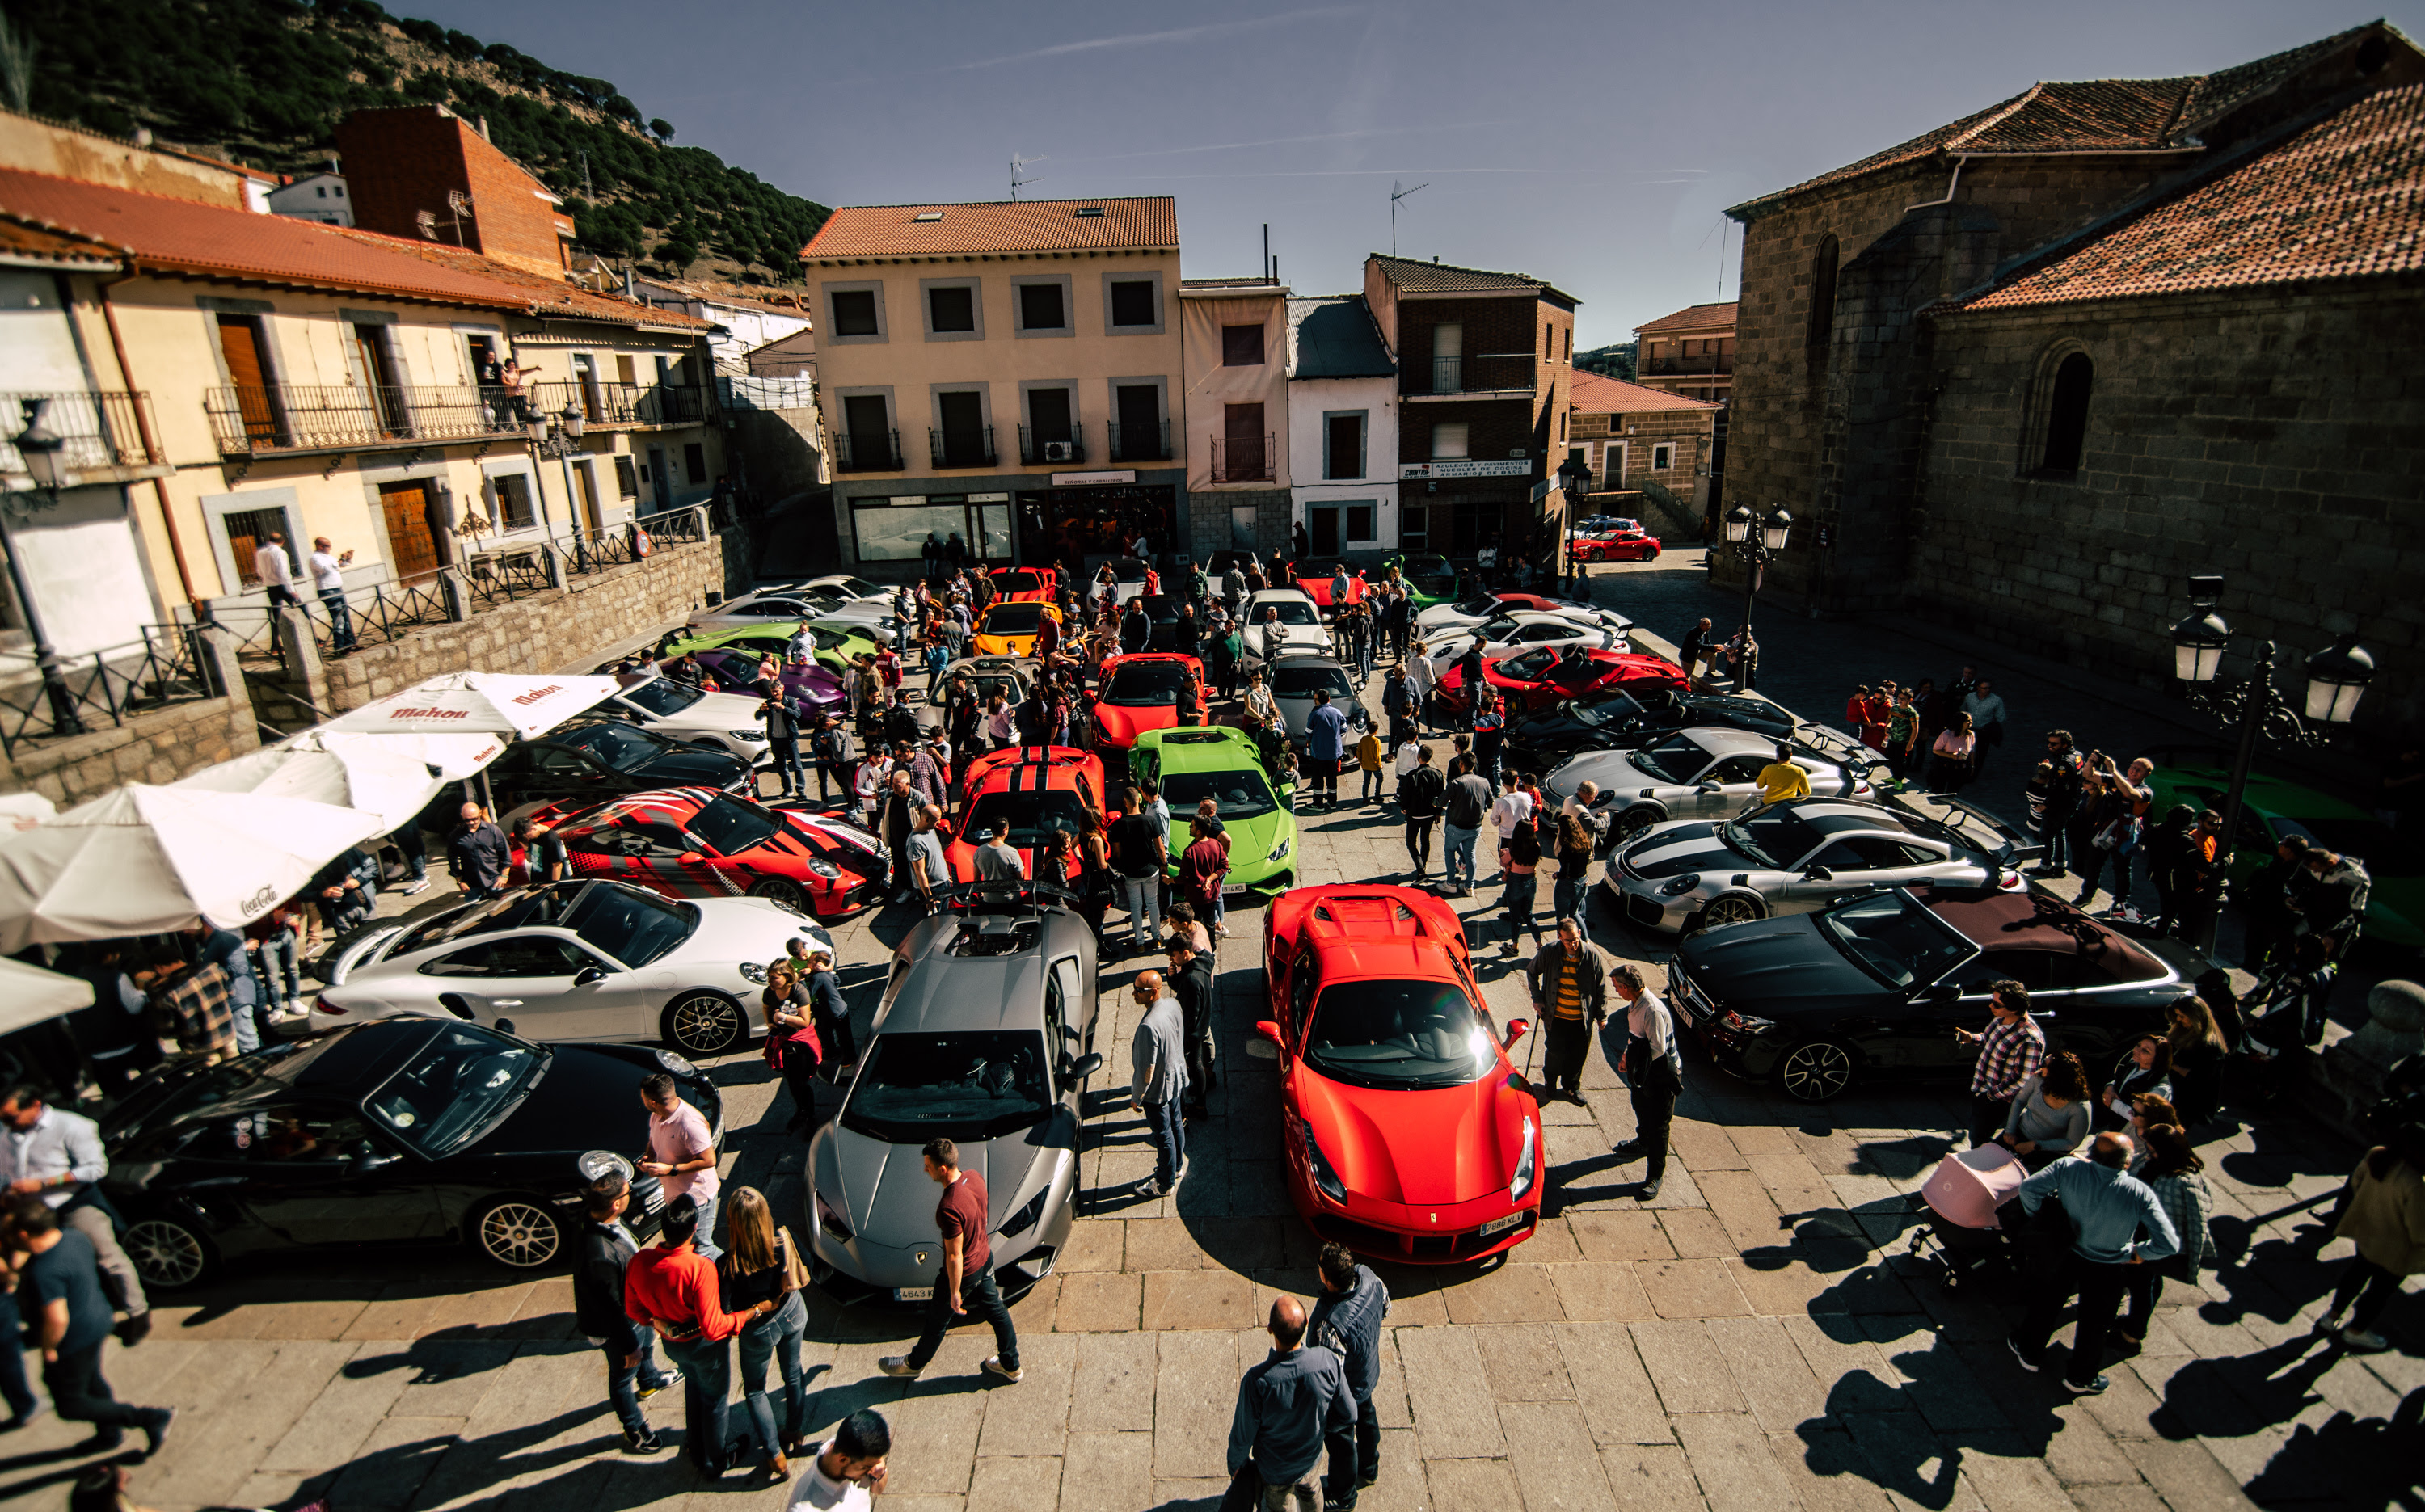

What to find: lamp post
left=2166, top=572, right=2374, bottom=954
left=4, top=399, right=85, bottom=735
left=527, top=403, right=587, bottom=559
left=1555, top=456, right=1593, bottom=594
left=1721, top=503, right=1791, bottom=691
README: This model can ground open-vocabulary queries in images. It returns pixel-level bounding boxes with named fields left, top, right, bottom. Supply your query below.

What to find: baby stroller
left=1905, top=1143, right=2027, bottom=1295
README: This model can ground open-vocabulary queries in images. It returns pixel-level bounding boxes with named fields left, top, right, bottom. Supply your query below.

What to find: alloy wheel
left=476, top=1200, right=563, bottom=1269
left=1702, top=895, right=1765, bottom=929
left=668, top=992, right=747, bottom=1056
left=1616, top=808, right=1659, bottom=841
left=126, top=1218, right=209, bottom=1288
left=749, top=877, right=809, bottom=912
left=1778, top=1041, right=1854, bottom=1102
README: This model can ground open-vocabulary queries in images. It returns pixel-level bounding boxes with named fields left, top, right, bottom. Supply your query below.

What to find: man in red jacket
left=625, top=1195, right=776, bottom=1479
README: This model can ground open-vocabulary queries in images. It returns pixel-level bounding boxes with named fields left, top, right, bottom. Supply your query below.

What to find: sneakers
left=981, top=1356, right=1023, bottom=1384
left=141, top=1406, right=175, bottom=1457
left=399, top=878, right=431, bottom=896
left=623, top=1428, right=666, bottom=1455
left=116, top=1312, right=153, bottom=1346
left=638, top=1368, right=681, bottom=1400
left=2064, top=1375, right=2111, bottom=1396
left=876, top=1356, right=922, bottom=1378
left=0, top=1405, right=48, bottom=1433
left=2006, top=1336, right=2041, bottom=1373
left=1634, top=1177, right=1661, bottom=1202
left=1135, top=1177, right=1170, bottom=1198
left=2341, top=1327, right=2391, bottom=1353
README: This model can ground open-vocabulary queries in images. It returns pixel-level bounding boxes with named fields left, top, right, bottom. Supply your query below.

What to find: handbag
left=777, top=1227, right=812, bottom=1292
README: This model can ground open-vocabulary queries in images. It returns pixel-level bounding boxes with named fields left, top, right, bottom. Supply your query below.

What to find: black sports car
left=103, top=1019, right=721, bottom=1287
left=1500, top=687, right=1796, bottom=777
left=1664, top=883, right=2190, bottom=1102
left=483, top=718, right=750, bottom=814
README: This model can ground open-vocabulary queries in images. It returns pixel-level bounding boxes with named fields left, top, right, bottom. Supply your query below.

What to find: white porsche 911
left=310, top=880, right=834, bottom=1058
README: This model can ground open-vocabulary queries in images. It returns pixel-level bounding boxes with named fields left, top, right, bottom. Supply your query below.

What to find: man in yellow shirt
left=1754, top=744, right=1811, bottom=806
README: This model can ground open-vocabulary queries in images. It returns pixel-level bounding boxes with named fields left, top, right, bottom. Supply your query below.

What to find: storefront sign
left=1399, top=461, right=1531, bottom=479
left=1051, top=471, right=1136, bottom=486
left=968, top=492, right=1010, bottom=503
left=884, top=495, right=928, bottom=508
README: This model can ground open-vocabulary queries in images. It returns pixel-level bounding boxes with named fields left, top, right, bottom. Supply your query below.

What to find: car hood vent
left=948, top=920, right=1040, bottom=957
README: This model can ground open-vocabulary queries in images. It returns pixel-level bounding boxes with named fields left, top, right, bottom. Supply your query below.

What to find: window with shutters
left=1221, top=323, right=1263, bottom=366
left=1432, top=422, right=1469, bottom=460
left=1323, top=412, right=1365, bottom=480
left=493, top=473, right=536, bottom=531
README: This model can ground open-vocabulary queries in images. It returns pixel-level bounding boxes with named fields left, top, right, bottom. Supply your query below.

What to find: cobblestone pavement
left=38, top=563, right=2419, bottom=1512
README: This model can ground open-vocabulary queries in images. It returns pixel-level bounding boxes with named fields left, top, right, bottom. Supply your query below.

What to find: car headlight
left=739, top=962, right=768, bottom=984
left=814, top=1187, right=854, bottom=1240
left=1508, top=1117, right=1537, bottom=1202
left=1300, top=1122, right=1347, bottom=1203
left=656, top=1050, right=698, bottom=1076
left=1267, top=835, right=1292, bottom=862
left=729, top=729, right=765, bottom=742
left=1717, top=1009, right=1778, bottom=1034
left=1002, top=1185, right=1052, bottom=1238
left=1657, top=874, right=1702, bottom=897
left=804, top=857, right=842, bottom=880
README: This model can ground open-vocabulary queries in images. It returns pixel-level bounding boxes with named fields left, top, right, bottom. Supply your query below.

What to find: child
left=1356, top=726, right=1385, bottom=804
left=2024, top=759, right=2055, bottom=840
left=1275, top=743, right=1301, bottom=807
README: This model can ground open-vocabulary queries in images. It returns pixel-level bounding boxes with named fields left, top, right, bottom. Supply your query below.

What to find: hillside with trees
left=1, top=0, right=828, bottom=284
left=1575, top=342, right=1638, bottom=381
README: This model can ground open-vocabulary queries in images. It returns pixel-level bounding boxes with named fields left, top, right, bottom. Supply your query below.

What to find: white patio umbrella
left=308, top=730, right=508, bottom=782
left=174, top=734, right=454, bottom=832
left=323, top=671, right=621, bottom=741
left=0, top=792, right=57, bottom=830
left=0, top=784, right=384, bottom=950
left=0, top=956, right=95, bottom=1035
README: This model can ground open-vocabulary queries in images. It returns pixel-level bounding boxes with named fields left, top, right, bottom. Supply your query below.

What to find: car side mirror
left=1504, top=1018, right=1531, bottom=1049
left=679, top=852, right=706, bottom=866
left=1923, top=983, right=1958, bottom=1003
left=1698, top=781, right=1723, bottom=794
left=1065, top=1051, right=1104, bottom=1080
left=1248, top=1019, right=1284, bottom=1060
left=574, top=967, right=609, bottom=986
left=1804, top=866, right=1834, bottom=882
left=347, top=1146, right=399, bottom=1177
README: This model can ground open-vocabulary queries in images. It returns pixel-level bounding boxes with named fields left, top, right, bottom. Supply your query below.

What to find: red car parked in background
left=1258, top=885, right=1543, bottom=1263
left=1572, top=519, right=1663, bottom=562
left=946, top=745, right=1111, bottom=883
left=1434, top=644, right=1688, bottom=715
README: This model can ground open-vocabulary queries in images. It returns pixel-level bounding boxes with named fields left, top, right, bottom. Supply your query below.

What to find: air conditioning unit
left=1043, top=441, right=1075, bottom=463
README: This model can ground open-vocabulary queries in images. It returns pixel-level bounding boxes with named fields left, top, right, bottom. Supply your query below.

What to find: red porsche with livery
left=988, top=566, right=1059, bottom=604
left=511, top=788, right=888, bottom=918
left=1257, top=885, right=1543, bottom=1263
left=1434, top=644, right=1688, bottom=715
left=946, top=744, right=1111, bottom=883
left=1090, top=653, right=1209, bottom=754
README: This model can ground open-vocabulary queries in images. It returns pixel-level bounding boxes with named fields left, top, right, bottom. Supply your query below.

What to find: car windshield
left=1568, top=689, right=1644, bottom=729
left=391, top=883, right=588, bottom=954
left=1134, top=596, right=1179, bottom=622
left=841, top=1030, right=1053, bottom=1141
left=1160, top=766, right=1276, bottom=820
left=1105, top=662, right=1196, bottom=706
left=556, top=723, right=673, bottom=771
left=812, top=627, right=856, bottom=651
left=1449, top=595, right=1496, bottom=615
left=619, top=680, right=704, bottom=718
left=1108, top=558, right=1147, bottom=582
left=1259, top=600, right=1319, bottom=627
left=823, top=577, right=878, bottom=598
left=1272, top=664, right=1352, bottom=699
left=1721, top=809, right=1822, bottom=870
left=363, top=1023, right=542, bottom=1156
left=687, top=795, right=781, bottom=856
left=995, top=571, right=1044, bottom=594
left=1629, top=735, right=1709, bottom=785
left=984, top=604, right=1044, bottom=634
left=1816, top=891, right=1977, bottom=991
left=563, top=882, right=697, bottom=966
left=964, top=790, right=1092, bottom=849
left=1305, top=979, right=1495, bottom=1091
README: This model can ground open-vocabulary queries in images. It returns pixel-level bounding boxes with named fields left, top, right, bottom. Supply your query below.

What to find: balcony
left=1018, top=423, right=1086, bottom=466
left=206, top=383, right=525, bottom=456
left=1107, top=421, right=1170, bottom=463
left=1209, top=435, right=1273, bottom=483
left=1644, top=356, right=1734, bottom=376
left=930, top=426, right=998, bottom=470
left=527, top=380, right=717, bottom=428
left=834, top=430, right=902, bottom=472
left=1403, top=353, right=1537, bottom=398
left=1, top=391, right=169, bottom=483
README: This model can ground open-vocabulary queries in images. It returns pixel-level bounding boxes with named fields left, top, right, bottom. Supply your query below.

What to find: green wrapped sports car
left=1130, top=726, right=1297, bottom=893
left=1384, top=553, right=1460, bottom=611
left=661, top=621, right=881, bottom=674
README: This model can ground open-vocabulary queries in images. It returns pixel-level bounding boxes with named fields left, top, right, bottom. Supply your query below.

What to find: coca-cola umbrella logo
left=240, top=885, right=278, bottom=915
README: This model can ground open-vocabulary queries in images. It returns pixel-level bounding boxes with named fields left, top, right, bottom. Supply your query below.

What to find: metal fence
left=205, top=384, right=525, bottom=453
left=835, top=430, right=900, bottom=472
left=1209, top=435, right=1274, bottom=482
left=1019, top=423, right=1086, bottom=465
left=463, top=550, right=554, bottom=608
left=1, top=391, right=165, bottom=473
left=563, top=525, right=640, bottom=576
left=0, top=625, right=222, bottom=757
left=525, top=381, right=716, bottom=428
left=1107, top=421, right=1170, bottom=462
left=719, top=374, right=816, bottom=412
left=929, top=426, right=997, bottom=470
left=1406, top=353, right=1537, bottom=396
left=348, top=571, right=454, bottom=649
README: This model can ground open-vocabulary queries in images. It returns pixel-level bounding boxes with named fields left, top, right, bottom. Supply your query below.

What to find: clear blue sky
left=404, top=1, right=2420, bottom=348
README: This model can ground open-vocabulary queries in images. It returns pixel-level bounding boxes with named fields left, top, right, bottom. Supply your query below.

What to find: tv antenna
left=1011, top=154, right=1047, bottom=200
left=1390, top=179, right=1428, bottom=256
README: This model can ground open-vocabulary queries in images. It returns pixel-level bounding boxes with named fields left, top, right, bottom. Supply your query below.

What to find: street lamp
left=1718, top=503, right=1790, bottom=690
left=2166, top=573, right=2374, bottom=953
left=527, top=403, right=589, bottom=554
left=1555, top=456, right=1593, bottom=591
left=5, top=399, right=86, bottom=735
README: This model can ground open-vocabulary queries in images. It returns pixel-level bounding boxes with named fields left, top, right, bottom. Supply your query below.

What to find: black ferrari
left=1500, top=687, right=1796, bottom=777
left=103, top=1019, right=720, bottom=1287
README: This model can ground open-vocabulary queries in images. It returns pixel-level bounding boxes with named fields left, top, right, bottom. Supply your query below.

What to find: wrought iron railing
left=0, top=625, right=222, bottom=756
left=348, top=571, right=454, bottom=649
left=205, top=384, right=525, bottom=453
left=835, top=431, right=900, bottom=472
left=1, top=391, right=165, bottom=474
left=1107, top=421, right=1170, bottom=462
left=563, top=524, right=641, bottom=576
left=465, top=550, right=553, bottom=608
left=1019, top=423, right=1086, bottom=465
left=930, top=426, right=997, bottom=470
left=1209, top=435, right=1274, bottom=483
left=642, top=506, right=711, bottom=544
left=526, top=381, right=716, bottom=428
left=1406, top=354, right=1537, bottom=396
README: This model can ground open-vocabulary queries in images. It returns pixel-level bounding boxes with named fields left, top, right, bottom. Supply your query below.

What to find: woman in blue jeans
left=718, top=1187, right=812, bottom=1465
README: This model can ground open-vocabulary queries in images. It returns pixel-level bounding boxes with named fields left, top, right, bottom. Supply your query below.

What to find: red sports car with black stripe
left=1434, top=644, right=1688, bottom=715
left=947, top=745, right=1110, bottom=884
left=1090, top=653, right=1209, bottom=754
left=989, top=566, right=1059, bottom=604
left=511, top=788, right=888, bottom=918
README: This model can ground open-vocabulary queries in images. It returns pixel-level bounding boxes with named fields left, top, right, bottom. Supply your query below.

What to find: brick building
left=1564, top=369, right=1719, bottom=535
left=1723, top=21, right=2425, bottom=737
left=1632, top=301, right=1735, bottom=403
left=335, top=105, right=576, bottom=279
left=1363, top=254, right=1577, bottom=561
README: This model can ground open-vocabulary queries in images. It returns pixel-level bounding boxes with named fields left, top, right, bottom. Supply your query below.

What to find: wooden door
left=380, top=481, right=441, bottom=579
left=1309, top=506, right=1339, bottom=556
left=574, top=461, right=604, bottom=534
left=217, top=316, right=278, bottom=442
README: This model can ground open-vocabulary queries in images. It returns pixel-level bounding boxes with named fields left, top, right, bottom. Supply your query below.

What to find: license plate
left=893, top=1286, right=933, bottom=1303
left=1478, top=1211, right=1527, bottom=1236
left=1668, top=983, right=1696, bottom=1026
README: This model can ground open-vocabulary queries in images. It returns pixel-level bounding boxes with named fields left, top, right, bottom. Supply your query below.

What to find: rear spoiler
left=1880, top=790, right=2043, bottom=866
left=1789, top=721, right=1875, bottom=767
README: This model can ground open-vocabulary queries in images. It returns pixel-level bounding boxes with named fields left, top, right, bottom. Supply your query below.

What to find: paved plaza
left=38, top=554, right=2419, bottom=1512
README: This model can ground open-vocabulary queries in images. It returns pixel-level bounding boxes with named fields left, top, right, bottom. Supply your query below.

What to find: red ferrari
left=512, top=787, right=889, bottom=917
left=1090, top=653, right=1209, bottom=753
left=1258, top=886, right=1543, bottom=1263
left=1573, top=521, right=1662, bottom=562
left=1435, top=644, right=1687, bottom=714
left=947, top=744, right=1111, bottom=882
left=989, top=566, right=1059, bottom=604
left=1293, top=563, right=1369, bottom=612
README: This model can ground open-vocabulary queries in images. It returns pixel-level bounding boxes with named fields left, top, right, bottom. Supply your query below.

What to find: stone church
left=1723, top=22, right=2425, bottom=740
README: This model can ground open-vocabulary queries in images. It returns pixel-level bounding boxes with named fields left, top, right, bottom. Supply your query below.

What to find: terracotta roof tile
left=0, top=166, right=525, bottom=308
left=1634, top=301, right=1737, bottom=335
left=0, top=213, right=124, bottom=267
left=1369, top=253, right=1565, bottom=296
left=1942, top=82, right=2425, bottom=314
left=803, top=197, right=1177, bottom=259
left=1567, top=369, right=1720, bottom=414
left=329, top=225, right=711, bottom=330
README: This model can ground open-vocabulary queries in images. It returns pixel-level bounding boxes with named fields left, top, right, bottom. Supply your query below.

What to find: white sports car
left=796, top=574, right=888, bottom=602
left=597, top=675, right=774, bottom=764
left=1238, top=589, right=1332, bottom=668
left=686, top=588, right=852, bottom=631
left=1546, top=727, right=1875, bottom=847
left=1415, top=592, right=1630, bottom=638
left=1418, top=611, right=1628, bottom=676
left=310, top=880, right=834, bottom=1058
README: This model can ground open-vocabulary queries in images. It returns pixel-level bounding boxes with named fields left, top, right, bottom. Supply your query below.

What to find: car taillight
left=313, top=997, right=342, bottom=1016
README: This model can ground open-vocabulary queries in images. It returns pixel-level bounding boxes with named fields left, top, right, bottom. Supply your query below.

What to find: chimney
left=479, top=116, right=491, bottom=142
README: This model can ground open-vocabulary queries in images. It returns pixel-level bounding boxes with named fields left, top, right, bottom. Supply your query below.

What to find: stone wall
left=0, top=630, right=259, bottom=805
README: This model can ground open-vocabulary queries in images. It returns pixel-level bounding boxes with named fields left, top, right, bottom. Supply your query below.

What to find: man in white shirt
left=307, top=536, right=356, bottom=653
left=253, top=533, right=298, bottom=609
left=1490, top=781, right=1534, bottom=849
left=790, top=1408, right=889, bottom=1510
left=0, top=1086, right=149, bottom=1341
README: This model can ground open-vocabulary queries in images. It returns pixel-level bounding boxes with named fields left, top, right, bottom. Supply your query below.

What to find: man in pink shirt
left=638, top=1073, right=721, bottom=1257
